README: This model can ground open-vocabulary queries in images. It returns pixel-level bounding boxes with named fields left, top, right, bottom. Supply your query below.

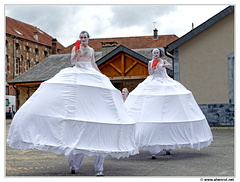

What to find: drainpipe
left=12, top=36, right=16, bottom=78
left=163, top=46, right=174, bottom=60
left=163, top=46, right=174, bottom=77
left=12, top=84, right=19, bottom=110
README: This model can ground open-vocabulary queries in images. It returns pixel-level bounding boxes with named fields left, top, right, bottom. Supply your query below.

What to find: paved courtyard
left=5, top=119, right=234, bottom=178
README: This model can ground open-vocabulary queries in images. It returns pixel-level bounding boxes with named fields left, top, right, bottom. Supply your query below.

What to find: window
left=6, top=40, right=9, bottom=50
left=13, top=29, right=23, bottom=36
left=26, top=46, right=30, bottom=52
left=15, top=57, right=20, bottom=76
left=25, top=60, right=31, bottom=71
left=6, top=86, right=9, bottom=95
left=15, top=43, right=20, bottom=50
left=44, top=50, right=48, bottom=57
left=26, top=46, right=30, bottom=59
left=6, top=98, right=9, bottom=106
left=6, top=55, right=9, bottom=74
left=35, top=48, right=39, bottom=55
left=37, top=29, right=44, bottom=34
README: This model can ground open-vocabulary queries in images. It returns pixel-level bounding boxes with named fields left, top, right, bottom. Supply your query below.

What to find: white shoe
left=96, top=171, right=105, bottom=176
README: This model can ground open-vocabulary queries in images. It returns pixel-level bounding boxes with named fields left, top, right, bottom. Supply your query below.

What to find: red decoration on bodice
left=75, top=40, right=81, bottom=52
left=152, top=59, right=159, bottom=68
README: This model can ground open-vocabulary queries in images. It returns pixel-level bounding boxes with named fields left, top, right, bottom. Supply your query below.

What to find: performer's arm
left=91, top=49, right=101, bottom=72
left=70, top=46, right=80, bottom=65
left=148, top=61, right=154, bottom=75
left=162, top=59, right=172, bottom=69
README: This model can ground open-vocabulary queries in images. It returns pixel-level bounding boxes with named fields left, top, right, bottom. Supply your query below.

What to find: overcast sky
left=5, top=4, right=229, bottom=47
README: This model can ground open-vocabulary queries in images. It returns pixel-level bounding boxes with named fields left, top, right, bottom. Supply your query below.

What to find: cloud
left=6, top=5, right=81, bottom=35
left=109, top=5, right=177, bottom=29
left=5, top=5, right=88, bottom=45
left=5, top=4, right=228, bottom=47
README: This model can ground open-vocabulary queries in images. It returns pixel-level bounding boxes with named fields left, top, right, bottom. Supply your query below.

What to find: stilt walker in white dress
left=7, top=31, right=138, bottom=176
left=125, top=48, right=213, bottom=159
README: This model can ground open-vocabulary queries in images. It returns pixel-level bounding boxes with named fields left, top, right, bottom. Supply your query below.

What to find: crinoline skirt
left=7, top=62, right=138, bottom=159
left=125, top=75, right=213, bottom=154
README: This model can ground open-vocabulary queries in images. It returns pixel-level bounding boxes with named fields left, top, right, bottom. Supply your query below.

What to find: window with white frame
left=14, top=57, right=20, bottom=76
left=25, top=60, right=31, bottom=71
left=6, top=55, right=9, bottom=74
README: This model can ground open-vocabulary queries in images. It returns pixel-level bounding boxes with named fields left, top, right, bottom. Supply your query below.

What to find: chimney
left=52, top=38, right=57, bottom=54
left=153, top=28, right=158, bottom=40
left=101, top=41, right=118, bottom=56
left=33, top=32, right=38, bottom=41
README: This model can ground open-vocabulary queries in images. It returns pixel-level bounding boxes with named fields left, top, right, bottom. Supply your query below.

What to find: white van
left=6, top=95, right=16, bottom=119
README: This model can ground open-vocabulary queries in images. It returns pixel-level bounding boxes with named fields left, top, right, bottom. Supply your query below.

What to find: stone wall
left=200, top=104, right=234, bottom=126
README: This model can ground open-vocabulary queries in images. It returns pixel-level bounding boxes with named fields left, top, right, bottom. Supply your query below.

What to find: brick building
left=5, top=16, right=65, bottom=96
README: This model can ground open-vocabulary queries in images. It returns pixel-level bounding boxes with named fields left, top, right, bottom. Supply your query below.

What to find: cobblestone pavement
left=5, top=119, right=234, bottom=177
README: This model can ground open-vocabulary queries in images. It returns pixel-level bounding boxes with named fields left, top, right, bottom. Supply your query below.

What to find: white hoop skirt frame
left=125, top=75, right=213, bottom=154
left=7, top=62, right=138, bottom=159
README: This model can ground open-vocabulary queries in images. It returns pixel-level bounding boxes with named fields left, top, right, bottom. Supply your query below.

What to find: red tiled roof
left=6, top=16, right=65, bottom=50
left=60, top=34, right=179, bottom=54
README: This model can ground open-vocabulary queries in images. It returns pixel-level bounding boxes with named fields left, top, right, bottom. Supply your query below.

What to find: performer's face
left=80, top=33, right=89, bottom=46
left=153, top=50, right=160, bottom=59
left=122, top=89, right=128, bottom=96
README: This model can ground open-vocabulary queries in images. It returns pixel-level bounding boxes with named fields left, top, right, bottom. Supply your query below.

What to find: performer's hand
left=76, top=48, right=82, bottom=55
left=75, top=40, right=81, bottom=52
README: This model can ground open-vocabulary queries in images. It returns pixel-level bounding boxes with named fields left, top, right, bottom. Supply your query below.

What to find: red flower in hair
left=152, top=59, right=159, bottom=68
left=75, top=40, right=81, bottom=51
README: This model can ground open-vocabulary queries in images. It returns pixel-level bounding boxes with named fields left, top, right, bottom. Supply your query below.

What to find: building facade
left=5, top=16, right=65, bottom=96
left=165, top=6, right=234, bottom=126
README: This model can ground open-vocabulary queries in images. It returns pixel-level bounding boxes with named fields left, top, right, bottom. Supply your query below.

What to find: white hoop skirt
left=125, top=75, right=213, bottom=154
left=7, top=62, right=138, bottom=159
